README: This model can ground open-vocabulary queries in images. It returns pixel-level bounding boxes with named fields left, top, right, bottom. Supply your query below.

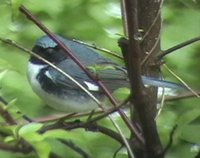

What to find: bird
left=27, top=35, right=185, bottom=112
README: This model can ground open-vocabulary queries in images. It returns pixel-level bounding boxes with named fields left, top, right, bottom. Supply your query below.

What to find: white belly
left=27, top=63, right=99, bottom=112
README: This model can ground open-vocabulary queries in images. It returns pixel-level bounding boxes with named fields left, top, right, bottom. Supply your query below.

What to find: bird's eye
left=44, top=46, right=61, bottom=55
left=45, top=48, right=55, bottom=54
left=54, top=46, right=60, bottom=51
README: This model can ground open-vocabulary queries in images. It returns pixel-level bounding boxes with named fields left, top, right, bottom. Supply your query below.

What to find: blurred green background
left=0, top=0, right=200, bottom=158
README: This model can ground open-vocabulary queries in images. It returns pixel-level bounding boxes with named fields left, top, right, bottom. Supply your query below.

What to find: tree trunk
left=120, top=0, right=164, bottom=157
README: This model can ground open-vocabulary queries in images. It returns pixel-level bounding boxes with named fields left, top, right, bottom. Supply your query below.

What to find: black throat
left=30, top=45, right=67, bottom=65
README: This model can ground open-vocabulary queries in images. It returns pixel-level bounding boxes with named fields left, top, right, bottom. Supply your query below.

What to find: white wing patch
left=157, top=87, right=177, bottom=96
left=84, top=81, right=99, bottom=91
left=45, top=71, right=53, bottom=80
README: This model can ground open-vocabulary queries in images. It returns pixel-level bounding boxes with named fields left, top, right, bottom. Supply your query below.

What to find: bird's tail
left=142, top=76, right=186, bottom=89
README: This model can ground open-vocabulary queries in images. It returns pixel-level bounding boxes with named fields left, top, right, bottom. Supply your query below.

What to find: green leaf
left=43, top=129, right=70, bottom=139
left=0, top=124, right=19, bottom=137
left=4, top=98, right=18, bottom=110
left=112, top=87, right=130, bottom=101
left=0, top=58, right=13, bottom=71
left=43, top=129, right=86, bottom=142
left=87, top=64, right=116, bottom=74
left=18, top=123, right=51, bottom=158
left=179, top=124, right=200, bottom=144
left=0, top=70, right=28, bottom=100
left=177, top=109, right=200, bottom=126
left=0, top=70, right=8, bottom=80
left=18, top=123, right=43, bottom=136
left=157, top=110, right=178, bottom=144
left=32, top=141, right=51, bottom=158
left=4, top=136, right=16, bottom=143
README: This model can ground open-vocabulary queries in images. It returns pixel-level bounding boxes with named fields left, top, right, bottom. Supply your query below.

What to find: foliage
left=0, top=0, right=200, bottom=158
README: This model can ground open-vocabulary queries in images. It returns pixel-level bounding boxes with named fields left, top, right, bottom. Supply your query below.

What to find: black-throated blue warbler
left=27, top=35, right=184, bottom=112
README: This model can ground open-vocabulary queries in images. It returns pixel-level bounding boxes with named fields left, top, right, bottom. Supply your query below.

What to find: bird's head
left=30, top=35, right=68, bottom=65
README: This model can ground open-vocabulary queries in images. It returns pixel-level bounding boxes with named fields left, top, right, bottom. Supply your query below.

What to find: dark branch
left=162, top=125, right=178, bottom=156
left=0, top=97, right=17, bottom=125
left=0, top=96, right=32, bottom=123
left=158, top=36, right=200, bottom=59
left=49, top=153, right=62, bottom=158
left=41, top=121, right=125, bottom=144
left=160, top=91, right=200, bottom=102
left=0, top=141, right=32, bottom=154
left=73, top=39, right=123, bottom=60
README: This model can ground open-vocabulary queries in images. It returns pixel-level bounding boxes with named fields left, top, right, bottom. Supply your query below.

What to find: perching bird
left=27, top=35, right=184, bottom=112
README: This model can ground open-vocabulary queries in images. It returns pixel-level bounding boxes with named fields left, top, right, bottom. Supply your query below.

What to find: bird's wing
left=87, top=63, right=130, bottom=91
left=47, top=58, right=185, bottom=93
left=46, top=60, right=92, bottom=91
left=46, top=59, right=129, bottom=93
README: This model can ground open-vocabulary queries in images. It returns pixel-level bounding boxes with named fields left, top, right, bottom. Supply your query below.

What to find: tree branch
left=0, top=141, right=32, bottom=154
left=161, top=91, right=200, bottom=102
left=162, top=125, right=178, bottom=156
left=120, top=0, right=164, bottom=157
left=158, top=36, right=200, bottom=59
left=0, top=97, right=17, bottom=125
left=41, top=121, right=125, bottom=145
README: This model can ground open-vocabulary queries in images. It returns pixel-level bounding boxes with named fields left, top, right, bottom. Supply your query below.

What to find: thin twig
left=58, top=139, right=91, bottom=158
left=162, top=124, right=178, bottom=156
left=158, top=36, right=200, bottom=59
left=120, top=0, right=128, bottom=36
left=113, top=145, right=123, bottom=158
left=72, top=39, right=123, bottom=60
left=163, top=64, right=200, bottom=98
left=34, top=98, right=129, bottom=124
left=161, top=91, right=200, bottom=102
left=155, top=87, right=165, bottom=120
left=0, top=97, right=17, bottom=125
left=0, top=96, right=32, bottom=123
left=41, top=121, right=126, bottom=145
left=0, top=141, right=32, bottom=154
